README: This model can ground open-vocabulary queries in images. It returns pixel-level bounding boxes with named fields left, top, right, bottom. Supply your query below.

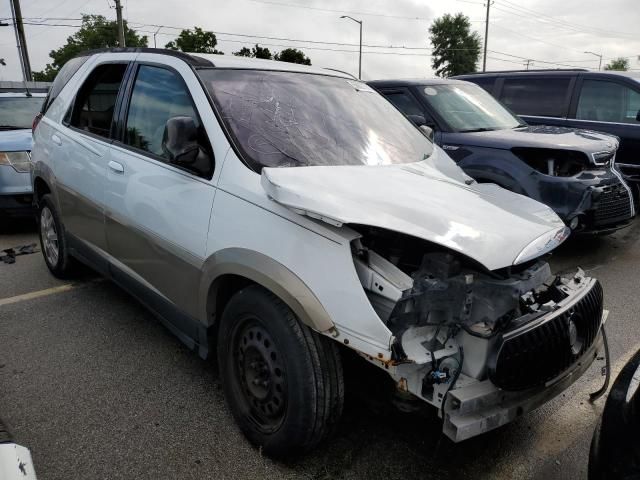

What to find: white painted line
left=0, top=284, right=76, bottom=307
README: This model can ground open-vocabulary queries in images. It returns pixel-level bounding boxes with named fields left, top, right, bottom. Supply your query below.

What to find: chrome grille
left=489, top=280, right=603, bottom=391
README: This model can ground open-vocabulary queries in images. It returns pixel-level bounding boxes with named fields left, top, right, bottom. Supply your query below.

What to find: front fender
left=199, top=247, right=335, bottom=332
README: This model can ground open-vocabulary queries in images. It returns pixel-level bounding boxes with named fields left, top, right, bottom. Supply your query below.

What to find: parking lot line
left=0, top=284, right=77, bottom=307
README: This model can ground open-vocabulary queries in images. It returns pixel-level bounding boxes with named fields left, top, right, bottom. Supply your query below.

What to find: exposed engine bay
left=351, top=225, right=605, bottom=439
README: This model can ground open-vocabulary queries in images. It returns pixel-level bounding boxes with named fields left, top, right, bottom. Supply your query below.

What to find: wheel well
left=33, top=177, right=51, bottom=206
left=207, top=273, right=255, bottom=323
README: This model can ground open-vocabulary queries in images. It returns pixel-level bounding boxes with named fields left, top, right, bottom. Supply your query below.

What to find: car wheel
left=217, top=285, right=344, bottom=457
left=38, top=194, right=75, bottom=278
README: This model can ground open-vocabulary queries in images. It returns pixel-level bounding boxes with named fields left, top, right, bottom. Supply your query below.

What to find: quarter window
left=124, top=65, right=201, bottom=159
left=576, top=79, right=640, bottom=124
left=68, top=63, right=127, bottom=139
left=500, top=77, right=571, bottom=117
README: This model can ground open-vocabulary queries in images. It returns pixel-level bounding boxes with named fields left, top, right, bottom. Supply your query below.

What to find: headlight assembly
left=0, top=151, right=31, bottom=173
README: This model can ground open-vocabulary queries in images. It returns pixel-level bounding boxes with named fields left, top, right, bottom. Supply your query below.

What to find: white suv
left=31, top=48, right=607, bottom=457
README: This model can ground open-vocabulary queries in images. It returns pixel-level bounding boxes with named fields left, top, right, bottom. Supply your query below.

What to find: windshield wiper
left=460, top=127, right=497, bottom=133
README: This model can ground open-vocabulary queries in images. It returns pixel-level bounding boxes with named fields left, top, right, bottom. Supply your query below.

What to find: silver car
left=31, top=48, right=608, bottom=457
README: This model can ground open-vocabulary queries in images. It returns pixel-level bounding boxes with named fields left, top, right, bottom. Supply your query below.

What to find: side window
left=124, top=65, right=203, bottom=160
left=68, top=63, right=127, bottom=139
left=42, top=55, right=89, bottom=114
left=576, top=79, right=640, bottom=124
left=383, top=91, right=425, bottom=117
left=500, top=77, right=571, bottom=117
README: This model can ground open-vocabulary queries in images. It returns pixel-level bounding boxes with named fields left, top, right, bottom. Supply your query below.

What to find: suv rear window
left=500, top=77, right=571, bottom=118
left=68, top=63, right=127, bottom=139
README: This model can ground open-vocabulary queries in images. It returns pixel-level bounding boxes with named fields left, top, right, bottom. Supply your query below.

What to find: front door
left=104, top=57, right=217, bottom=328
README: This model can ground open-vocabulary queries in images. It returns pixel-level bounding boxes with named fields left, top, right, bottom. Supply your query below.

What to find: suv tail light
left=32, top=113, right=43, bottom=132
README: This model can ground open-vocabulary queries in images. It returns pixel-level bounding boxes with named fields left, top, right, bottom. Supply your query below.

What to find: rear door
left=496, top=75, right=576, bottom=127
left=104, top=55, right=219, bottom=327
left=53, top=55, right=132, bottom=265
left=569, top=76, right=640, bottom=179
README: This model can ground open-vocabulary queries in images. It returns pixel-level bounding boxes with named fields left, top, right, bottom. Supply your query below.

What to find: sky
left=0, top=0, right=638, bottom=81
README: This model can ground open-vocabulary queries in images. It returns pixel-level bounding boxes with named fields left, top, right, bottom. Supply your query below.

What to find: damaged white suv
left=31, top=49, right=607, bottom=457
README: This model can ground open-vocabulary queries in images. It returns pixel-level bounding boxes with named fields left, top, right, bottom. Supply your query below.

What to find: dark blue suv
left=369, top=78, right=635, bottom=233
left=455, top=69, right=640, bottom=194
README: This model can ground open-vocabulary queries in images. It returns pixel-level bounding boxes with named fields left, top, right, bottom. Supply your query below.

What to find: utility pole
left=482, top=0, right=491, bottom=72
left=525, top=59, right=533, bottom=70
left=9, top=0, right=32, bottom=81
left=340, top=15, right=363, bottom=80
left=114, top=0, right=125, bottom=48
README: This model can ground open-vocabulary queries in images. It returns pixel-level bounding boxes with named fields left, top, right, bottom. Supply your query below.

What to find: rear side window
left=576, top=79, right=640, bottom=124
left=41, top=56, right=89, bottom=114
left=124, top=65, right=204, bottom=160
left=500, top=77, right=571, bottom=117
left=68, top=63, right=127, bottom=139
left=383, top=91, right=424, bottom=117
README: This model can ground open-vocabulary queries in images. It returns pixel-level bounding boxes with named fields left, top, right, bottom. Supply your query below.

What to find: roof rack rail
left=459, top=68, right=588, bottom=75
left=73, top=47, right=214, bottom=67
left=323, top=67, right=358, bottom=80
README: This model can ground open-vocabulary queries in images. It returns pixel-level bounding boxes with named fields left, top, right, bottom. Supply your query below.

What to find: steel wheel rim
left=232, top=316, right=287, bottom=433
left=40, top=207, right=59, bottom=266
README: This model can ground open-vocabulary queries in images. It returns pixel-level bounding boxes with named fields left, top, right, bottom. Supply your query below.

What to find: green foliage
left=32, top=15, right=147, bottom=81
left=165, top=27, right=223, bottom=54
left=604, top=57, right=630, bottom=71
left=274, top=48, right=311, bottom=65
left=429, top=13, right=481, bottom=77
left=233, top=44, right=273, bottom=59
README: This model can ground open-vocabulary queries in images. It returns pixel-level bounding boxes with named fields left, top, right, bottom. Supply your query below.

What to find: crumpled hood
left=262, top=159, right=568, bottom=271
left=0, top=128, right=33, bottom=152
left=446, top=125, right=618, bottom=155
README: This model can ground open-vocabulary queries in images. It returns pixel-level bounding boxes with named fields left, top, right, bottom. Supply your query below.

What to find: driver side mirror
left=162, top=116, right=213, bottom=177
left=419, top=124, right=435, bottom=141
left=407, top=114, right=427, bottom=127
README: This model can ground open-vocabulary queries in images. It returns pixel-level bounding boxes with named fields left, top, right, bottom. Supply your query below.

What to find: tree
left=233, top=44, right=273, bottom=59
left=429, top=13, right=481, bottom=77
left=604, top=57, right=630, bottom=71
left=165, top=27, right=223, bottom=54
left=32, top=15, right=147, bottom=81
left=274, top=48, right=311, bottom=65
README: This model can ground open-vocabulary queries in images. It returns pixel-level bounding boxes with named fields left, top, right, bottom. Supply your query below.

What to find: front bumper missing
left=442, top=312, right=607, bottom=442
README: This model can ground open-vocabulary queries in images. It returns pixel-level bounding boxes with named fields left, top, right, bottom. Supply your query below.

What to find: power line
left=247, top=0, right=430, bottom=21
left=494, top=1, right=636, bottom=40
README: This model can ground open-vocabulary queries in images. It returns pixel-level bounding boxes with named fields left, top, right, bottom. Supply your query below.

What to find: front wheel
left=217, top=285, right=344, bottom=457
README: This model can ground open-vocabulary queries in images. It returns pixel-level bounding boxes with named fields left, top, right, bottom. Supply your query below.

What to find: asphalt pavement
left=1, top=218, right=640, bottom=480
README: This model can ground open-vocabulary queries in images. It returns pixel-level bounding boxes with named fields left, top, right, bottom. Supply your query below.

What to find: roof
left=0, top=80, right=51, bottom=93
left=0, top=91, right=47, bottom=97
left=368, top=78, right=468, bottom=88
left=80, top=47, right=354, bottom=79
left=455, top=69, right=640, bottom=80
left=191, top=54, right=354, bottom=78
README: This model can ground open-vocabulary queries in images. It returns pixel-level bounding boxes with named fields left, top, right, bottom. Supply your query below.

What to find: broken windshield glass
left=198, top=69, right=434, bottom=170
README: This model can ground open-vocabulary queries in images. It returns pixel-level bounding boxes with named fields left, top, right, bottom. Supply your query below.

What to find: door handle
left=51, top=134, right=62, bottom=146
left=108, top=160, right=124, bottom=174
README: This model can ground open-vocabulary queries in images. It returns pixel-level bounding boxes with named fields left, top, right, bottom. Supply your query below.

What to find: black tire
left=217, top=285, right=344, bottom=458
left=38, top=194, right=76, bottom=278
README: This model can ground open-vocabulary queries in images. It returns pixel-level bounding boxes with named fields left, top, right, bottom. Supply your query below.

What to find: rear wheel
left=217, top=285, right=344, bottom=457
left=38, top=194, right=76, bottom=278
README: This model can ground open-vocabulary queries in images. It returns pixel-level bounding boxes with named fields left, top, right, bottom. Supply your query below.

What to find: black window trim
left=62, top=60, right=133, bottom=145
left=113, top=60, right=215, bottom=180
